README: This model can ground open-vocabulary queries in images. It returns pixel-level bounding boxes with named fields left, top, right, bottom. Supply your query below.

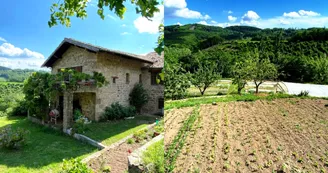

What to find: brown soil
left=164, top=107, right=193, bottom=147
left=87, top=142, right=142, bottom=173
left=167, top=98, right=328, bottom=172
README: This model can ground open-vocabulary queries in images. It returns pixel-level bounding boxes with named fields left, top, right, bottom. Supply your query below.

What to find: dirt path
left=87, top=142, right=141, bottom=173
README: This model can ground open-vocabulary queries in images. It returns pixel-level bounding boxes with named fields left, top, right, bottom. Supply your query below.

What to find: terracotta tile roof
left=144, top=52, right=164, bottom=69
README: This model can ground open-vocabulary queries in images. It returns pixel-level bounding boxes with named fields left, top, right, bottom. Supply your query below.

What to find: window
left=126, top=73, right=130, bottom=84
left=151, top=72, right=163, bottom=85
left=158, top=98, right=164, bottom=109
left=112, top=76, right=118, bottom=84
left=139, top=74, right=142, bottom=84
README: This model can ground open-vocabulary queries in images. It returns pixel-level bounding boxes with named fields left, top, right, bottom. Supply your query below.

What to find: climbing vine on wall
left=23, top=69, right=108, bottom=119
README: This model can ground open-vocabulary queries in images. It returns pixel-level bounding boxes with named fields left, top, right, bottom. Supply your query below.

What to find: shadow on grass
left=0, top=117, right=97, bottom=171
left=83, top=115, right=160, bottom=146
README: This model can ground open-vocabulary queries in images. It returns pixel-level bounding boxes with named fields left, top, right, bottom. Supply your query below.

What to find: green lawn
left=84, top=115, right=158, bottom=146
left=0, top=117, right=97, bottom=173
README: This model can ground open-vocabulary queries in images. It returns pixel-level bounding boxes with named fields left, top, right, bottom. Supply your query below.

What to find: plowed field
left=165, top=98, right=328, bottom=172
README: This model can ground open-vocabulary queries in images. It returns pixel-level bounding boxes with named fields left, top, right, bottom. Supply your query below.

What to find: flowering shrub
left=72, top=114, right=91, bottom=134
left=0, top=126, right=29, bottom=149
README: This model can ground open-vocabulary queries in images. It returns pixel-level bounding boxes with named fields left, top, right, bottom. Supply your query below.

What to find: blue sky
left=0, top=0, right=163, bottom=69
left=165, top=0, right=328, bottom=28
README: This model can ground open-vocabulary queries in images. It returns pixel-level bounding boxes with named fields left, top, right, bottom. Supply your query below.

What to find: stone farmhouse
left=41, top=38, right=164, bottom=131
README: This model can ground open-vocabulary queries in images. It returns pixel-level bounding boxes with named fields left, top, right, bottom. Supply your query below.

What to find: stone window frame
left=150, top=71, right=163, bottom=85
left=112, top=76, right=118, bottom=84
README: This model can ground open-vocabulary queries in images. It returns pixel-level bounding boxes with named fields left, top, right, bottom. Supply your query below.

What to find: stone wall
left=141, top=69, right=164, bottom=115
left=73, top=92, right=96, bottom=121
left=51, top=46, right=97, bottom=75
left=94, top=52, right=147, bottom=120
left=51, top=45, right=164, bottom=122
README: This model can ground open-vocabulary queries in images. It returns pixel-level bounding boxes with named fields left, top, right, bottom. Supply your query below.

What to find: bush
left=142, top=139, right=164, bottom=173
left=129, top=83, right=149, bottom=113
left=0, top=126, right=29, bottom=149
left=60, top=158, right=93, bottom=173
left=9, top=99, right=29, bottom=116
left=73, top=109, right=83, bottom=121
left=72, top=118, right=90, bottom=134
left=102, top=102, right=136, bottom=120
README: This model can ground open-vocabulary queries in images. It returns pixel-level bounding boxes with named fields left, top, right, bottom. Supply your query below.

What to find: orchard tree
left=164, top=64, right=190, bottom=100
left=232, top=60, right=253, bottom=94
left=249, top=54, right=278, bottom=94
left=190, top=63, right=221, bottom=96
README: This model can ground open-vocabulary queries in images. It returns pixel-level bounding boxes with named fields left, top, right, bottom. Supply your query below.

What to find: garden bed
left=165, top=98, right=328, bottom=172
left=86, top=120, right=163, bottom=173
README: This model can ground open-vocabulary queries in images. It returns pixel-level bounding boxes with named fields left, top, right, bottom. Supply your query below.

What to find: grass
left=142, top=139, right=164, bottom=173
left=0, top=116, right=97, bottom=173
left=83, top=115, right=158, bottom=146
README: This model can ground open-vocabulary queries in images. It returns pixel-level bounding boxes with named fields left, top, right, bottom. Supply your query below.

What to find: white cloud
left=120, top=32, right=131, bottom=35
left=176, top=22, right=183, bottom=26
left=0, top=37, right=6, bottom=42
left=242, top=11, right=260, bottom=21
left=0, top=57, right=45, bottom=70
left=174, top=8, right=210, bottom=20
left=284, top=10, right=320, bottom=18
left=203, top=14, right=211, bottom=20
left=121, top=24, right=126, bottom=27
left=0, top=43, right=44, bottom=59
left=197, top=9, right=327, bottom=29
left=210, top=20, right=217, bottom=24
left=165, top=0, right=210, bottom=20
left=279, top=19, right=291, bottom=25
left=228, top=10, right=233, bottom=14
left=298, top=10, right=320, bottom=17
left=134, top=5, right=164, bottom=34
left=0, top=42, right=45, bottom=69
left=197, top=21, right=210, bottom=25
left=164, top=0, right=187, bottom=9
left=283, top=11, right=300, bottom=18
left=228, top=15, right=237, bottom=22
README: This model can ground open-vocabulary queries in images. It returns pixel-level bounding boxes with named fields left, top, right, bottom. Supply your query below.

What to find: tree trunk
left=238, top=87, right=242, bottom=94
left=255, top=86, right=259, bottom=94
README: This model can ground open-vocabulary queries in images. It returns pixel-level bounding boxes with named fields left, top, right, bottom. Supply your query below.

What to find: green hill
left=0, top=66, right=11, bottom=71
left=164, top=24, right=328, bottom=84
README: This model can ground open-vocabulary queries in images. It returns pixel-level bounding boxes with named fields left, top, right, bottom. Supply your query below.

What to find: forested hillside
left=0, top=66, right=47, bottom=82
left=165, top=24, right=328, bottom=84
